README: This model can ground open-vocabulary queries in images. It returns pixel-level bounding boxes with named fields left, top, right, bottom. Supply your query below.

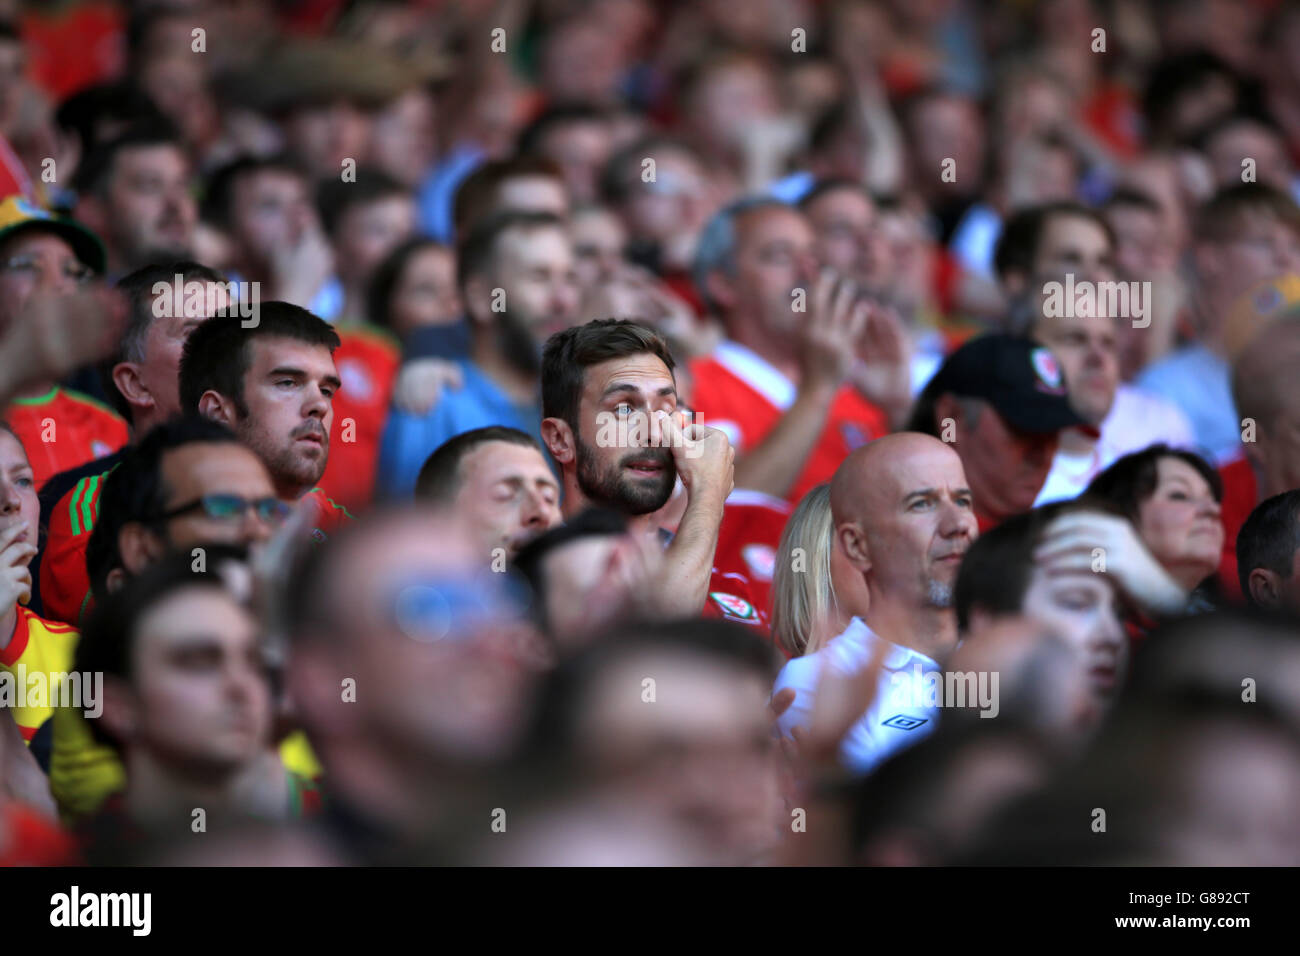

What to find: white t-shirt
left=773, top=618, right=941, bottom=775
left=1036, top=383, right=1197, bottom=505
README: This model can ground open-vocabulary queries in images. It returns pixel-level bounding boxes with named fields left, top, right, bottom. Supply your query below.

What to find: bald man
left=773, top=433, right=979, bottom=774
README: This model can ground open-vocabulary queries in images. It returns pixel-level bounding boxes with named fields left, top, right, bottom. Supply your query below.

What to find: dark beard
left=498, top=309, right=543, bottom=376
left=575, top=435, right=676, bottom=516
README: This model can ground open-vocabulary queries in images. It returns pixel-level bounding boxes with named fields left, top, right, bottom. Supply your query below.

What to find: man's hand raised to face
left=798, top=268, right=870, bottom=394
left=655, top=409, right=734, bottom=507
left=0, top=287, right=126, bottom=404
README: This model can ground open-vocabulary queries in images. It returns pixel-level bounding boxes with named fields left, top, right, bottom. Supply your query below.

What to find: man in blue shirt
left=378, top=210, right=581, bottom=497
left=1137, top=183, right=1300, bottom=464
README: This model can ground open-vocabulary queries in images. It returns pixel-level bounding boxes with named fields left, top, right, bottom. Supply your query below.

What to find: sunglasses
left=388, top=571, right=532, bottom=644
left=156, top=494, right=292, bottom=525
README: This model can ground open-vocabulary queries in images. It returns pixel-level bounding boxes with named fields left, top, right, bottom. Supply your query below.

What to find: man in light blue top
left=378, top=210, right=581, bottom=497
left=1136, top=183, right=1300, bottom=464
left=773, top=432, right=979, bottom=774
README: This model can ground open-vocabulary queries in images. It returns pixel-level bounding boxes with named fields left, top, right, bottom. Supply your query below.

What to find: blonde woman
left=770, top=484, right=869, bottom=658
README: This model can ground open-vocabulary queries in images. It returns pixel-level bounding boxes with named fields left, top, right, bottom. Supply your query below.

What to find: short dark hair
left=517, top=103, right=609, bottom=158
left=366, top=236, right=452, bottom=328
left=1102, top=187, right=1162, bottom=216
left=76, top=554, right=247, bottom=750
left=521, top=617, right=778, bottom=776
left=994, top=201, right=1116, bottom=283
left=599, top=135, right=695, bottom=206
left=798, top=177, right=871, bottom=213
left=1193, top=182, right=1300, bottom=244
left=1084, top=444, right=1223, bottom=525
left=1237, top=490, right=1300, bottom=604
left=541, top=319, right=676, bottom=431
left=954, top=498, right=1122, bottom=632
left=1142, top=50, right=1240, bottom=145
left=414, top=426, right=543, bottom=504
left=316, top=167, right=409, bottom=237
left=513, top=508, right=627, bottom=633
left=453, top=155, right=564, bottom=239
left=200, top=155, right=305, bottom=230
left=73, top=117, right=185, bottom=197
left=55, top=83, right=166, bottom=162
left=104, top=261, right=227, bottom=420
left=455, top=209, right=567, bottom=292
left=85, top=416, right=242, bottom=601
left=178, top=302, right=340, bottom=417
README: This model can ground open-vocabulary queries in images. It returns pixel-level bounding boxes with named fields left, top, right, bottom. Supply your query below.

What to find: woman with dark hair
left=367, top=237, right=463, bottom=349
left=370, top=238, right=471, bottom=420
left=1085, top=444, right=1225, bottom=599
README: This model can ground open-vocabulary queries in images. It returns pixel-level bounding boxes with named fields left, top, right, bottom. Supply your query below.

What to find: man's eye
left=175, top=649, right=221, bottom=670
left=615, top=403, right=634, bottom=415
left=956, top=496, right=972, bottom=509
left=15, top=477, right=33, bottom=488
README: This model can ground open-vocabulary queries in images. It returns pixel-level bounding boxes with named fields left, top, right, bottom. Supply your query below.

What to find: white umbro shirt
left=773, top=618, right=940, bottom=775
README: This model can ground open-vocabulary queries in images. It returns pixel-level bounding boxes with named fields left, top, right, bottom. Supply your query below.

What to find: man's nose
left=519, top=490, right=551, bottom=528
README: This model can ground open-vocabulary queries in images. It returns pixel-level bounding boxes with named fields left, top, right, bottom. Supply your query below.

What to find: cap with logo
left=925, top=333, right=1087, bottom=434
left=0, top=196, right=107, bottom=275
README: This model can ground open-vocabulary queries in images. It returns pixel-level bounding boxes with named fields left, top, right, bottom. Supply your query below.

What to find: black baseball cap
left=923, top=333, right=1086, bottom=434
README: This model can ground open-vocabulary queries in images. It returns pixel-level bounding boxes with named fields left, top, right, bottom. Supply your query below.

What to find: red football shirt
left=39, top=468, right=111, bottom=626
left=319, top=324, right=400, bottom=513
left=689, top=341, right=888, bottom=506
left=710, top=490, right=792, bottom=623
left=702, top=569, right=771, bottom=633
left=301, top=486, right=354, bottom=542
left=1217, top=455, right=1258, bottom=603
left=5, top=387, right=128, bottom=492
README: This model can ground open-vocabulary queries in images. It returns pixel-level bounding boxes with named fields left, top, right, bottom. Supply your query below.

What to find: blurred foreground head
left=955, top=499, right=1130, bottom=732
left=494, top=618, right=783, bottom=865
left=964, top=610, right=1300, bottom=865
left=77, top=554, right=271, bottom=844
left=512, top=507, right=662, bottom=656
left=286, top=506, right=535, bottom=773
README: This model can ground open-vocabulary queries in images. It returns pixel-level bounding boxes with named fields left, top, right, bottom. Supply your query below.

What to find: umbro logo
left=881, top=714, right=928, bottom=731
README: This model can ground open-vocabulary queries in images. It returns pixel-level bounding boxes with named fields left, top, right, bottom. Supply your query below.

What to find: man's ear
left=284, top=648, right=349, bottom=741
left=704, top=268, right=739, bottom=314
left=1248, top=567, right=1281, bottom=609
left=837, top=521, right=871, bottom=573
left=541, top=416, right=576, bottom=465
left=118, top=523, right=166, bottom=578
left=1192, top=240, right=1221, bottom=288
left=198, top=389, right=238, bottom=427
left=462, top=274, right=495, bottom=326
left=98, top=675, right=138, bottom=745
left=1001, top=267, right=1029, bottom=300
left=111, top=362, right=154, bottom=415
